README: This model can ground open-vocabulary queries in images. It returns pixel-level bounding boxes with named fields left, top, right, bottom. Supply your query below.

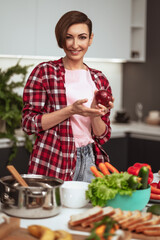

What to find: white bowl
left=61, top=181, right=89, bottom=208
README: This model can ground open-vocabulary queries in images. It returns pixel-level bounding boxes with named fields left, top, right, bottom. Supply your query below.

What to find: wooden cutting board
left=2, top=227, right=87, bottom=240
left=1, top=218, right=159, bottom=240
left=68, top=222, right=160, bottom=240
left=0, top=218, right=86, bottom=240
left=0, top=217, right=20, bottom=240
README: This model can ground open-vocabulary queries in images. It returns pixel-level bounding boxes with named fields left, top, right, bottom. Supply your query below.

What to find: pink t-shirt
left=65, top=69, right=97, bottom=148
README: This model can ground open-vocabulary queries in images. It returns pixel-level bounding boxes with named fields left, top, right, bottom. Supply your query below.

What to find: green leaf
left=0, top=61, right=33, bottom=164
left=86, top=172, right=135, bottom=206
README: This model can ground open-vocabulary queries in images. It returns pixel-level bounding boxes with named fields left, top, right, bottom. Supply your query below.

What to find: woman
left=22, top=11, right=114, bottom=182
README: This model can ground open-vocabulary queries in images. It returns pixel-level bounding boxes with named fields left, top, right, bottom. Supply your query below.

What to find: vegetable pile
left=86, top=171, right=140, bottom=207
left=127, top=162, right=153, bottom=184
left=87, top=162, right=151, bottom=207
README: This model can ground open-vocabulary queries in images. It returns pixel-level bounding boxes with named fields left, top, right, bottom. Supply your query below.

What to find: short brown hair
left=55, top=11, right=92, bottom=49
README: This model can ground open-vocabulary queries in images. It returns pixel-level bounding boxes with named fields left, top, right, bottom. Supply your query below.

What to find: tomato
left=157, top=181, right=160, bottom=189
left=151, top=182, right=158, bottom=188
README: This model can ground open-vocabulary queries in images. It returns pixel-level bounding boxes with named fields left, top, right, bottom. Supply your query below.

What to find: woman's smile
left=70, top=50, right=81, bottom=55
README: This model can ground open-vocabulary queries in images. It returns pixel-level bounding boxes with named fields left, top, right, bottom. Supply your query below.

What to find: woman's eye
left=66, top=36, right=72, bottom=39
left=80, top=36, right=87, bottom=40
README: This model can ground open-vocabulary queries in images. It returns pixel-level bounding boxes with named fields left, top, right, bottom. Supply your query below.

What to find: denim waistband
left=77, top=143, right=93, bottom=155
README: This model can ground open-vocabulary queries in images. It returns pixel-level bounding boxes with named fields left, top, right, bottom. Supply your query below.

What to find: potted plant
left=0, top=61, right=33, bottom=164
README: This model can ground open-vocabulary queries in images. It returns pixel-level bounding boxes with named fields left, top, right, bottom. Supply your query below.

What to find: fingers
left=76, top=98, right=88, bottom=104
left=109, top=100, right=114, bottom=109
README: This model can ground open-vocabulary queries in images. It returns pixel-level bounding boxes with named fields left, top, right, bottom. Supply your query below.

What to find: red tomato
left=157, top=181, right=160, bottom=189
left=151, top=182, right=158, bottom=188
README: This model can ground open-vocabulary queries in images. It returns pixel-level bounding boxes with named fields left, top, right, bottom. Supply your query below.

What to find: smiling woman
left=22, top=10, right=114, bottom=182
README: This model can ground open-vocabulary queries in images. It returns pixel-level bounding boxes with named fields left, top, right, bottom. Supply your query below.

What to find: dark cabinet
left=102, top=136, right=128, bottom=172
left=0, top=146, right=30, bottom=178
left=103, top=135, right=160, bottom=173
left=128, top=136, right=160, bottom=173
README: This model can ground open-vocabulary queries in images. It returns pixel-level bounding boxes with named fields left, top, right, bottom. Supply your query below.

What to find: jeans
left=73, top=143, right=96, bottom=183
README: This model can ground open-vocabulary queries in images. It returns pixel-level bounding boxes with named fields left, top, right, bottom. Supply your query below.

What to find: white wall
left=0, top=55, right=123, bottom=121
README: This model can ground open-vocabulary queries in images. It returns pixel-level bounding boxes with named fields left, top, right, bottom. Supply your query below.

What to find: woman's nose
left=72, top=38, right=79, bottom=48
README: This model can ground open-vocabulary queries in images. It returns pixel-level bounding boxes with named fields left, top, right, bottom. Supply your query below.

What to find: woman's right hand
left=71, top=98, right=104, bottom=117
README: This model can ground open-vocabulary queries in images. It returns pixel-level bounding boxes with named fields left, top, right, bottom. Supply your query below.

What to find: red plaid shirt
left=22, top=58, right=112, bottom=180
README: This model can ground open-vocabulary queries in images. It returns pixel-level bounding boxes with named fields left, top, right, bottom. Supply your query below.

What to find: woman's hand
left=90, top=92, right=114, bottom=136
left=71, top=98, right=105, bottom=117
left=91, top=91, right=114, bottom=116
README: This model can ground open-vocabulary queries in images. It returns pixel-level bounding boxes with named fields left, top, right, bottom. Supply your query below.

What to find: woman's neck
left=63, top=57, right=87, bottom=70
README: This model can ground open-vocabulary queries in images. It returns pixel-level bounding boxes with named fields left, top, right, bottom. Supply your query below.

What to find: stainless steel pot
left=0, top=174, right=63, bottom=219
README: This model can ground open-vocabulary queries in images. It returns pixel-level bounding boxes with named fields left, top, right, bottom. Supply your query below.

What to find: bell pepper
left=127, top=166, right=140, bottom=176
left=133, top=162, right=152, bottom=170
left=127, top=162, right=153, bottom=184
left=148, top=171, right=154, bottom=184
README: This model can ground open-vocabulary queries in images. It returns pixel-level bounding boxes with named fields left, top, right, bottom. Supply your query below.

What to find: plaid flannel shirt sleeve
left=91, top=70, right=112, bottom=145
left=92, top=110, right=111, bottom=145
left=22, top=65, right=46, bottom=135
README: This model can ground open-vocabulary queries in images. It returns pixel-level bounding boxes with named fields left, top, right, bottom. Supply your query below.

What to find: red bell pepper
left=127, top=162, right=153, bottom=184
left=133, top=162, right=152, bottom=171
left=127, top=166, right=140, bottom=176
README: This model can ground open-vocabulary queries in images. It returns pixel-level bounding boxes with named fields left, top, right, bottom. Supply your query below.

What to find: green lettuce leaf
left=86, top=172, right=135, bottom=206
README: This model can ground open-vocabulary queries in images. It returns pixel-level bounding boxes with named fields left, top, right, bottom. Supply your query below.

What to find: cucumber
left=138, top=166, right=149, bottom=189
left=147, top=204, right=160, bottom=215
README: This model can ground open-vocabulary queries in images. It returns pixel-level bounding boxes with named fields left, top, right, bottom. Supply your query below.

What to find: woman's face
left=63, top=23, right=93, bottom=62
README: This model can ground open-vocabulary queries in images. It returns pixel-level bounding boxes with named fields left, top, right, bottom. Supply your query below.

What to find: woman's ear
left=89, top=33, right=94, bottom=46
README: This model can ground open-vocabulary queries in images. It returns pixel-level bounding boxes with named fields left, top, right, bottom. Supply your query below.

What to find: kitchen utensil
left=114, top=110, right=130, bottom=123
left=7, top=165, right=29, bottom=187
left=135, top=102, right=143, bottom=122
left=0, top=174, right=63, bottom=219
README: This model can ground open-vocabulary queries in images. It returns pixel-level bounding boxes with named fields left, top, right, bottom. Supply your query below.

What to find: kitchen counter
left=111, top=121, right=160, bottom=140
left=0, top=174, right=159, bottom=240
left=20, top=206, right=141, bottom=240
left=19, top=174, right=160, bottom=240
left=20, top=206, right=90, bottom=237
left=0, top=121, right=160, bottom=149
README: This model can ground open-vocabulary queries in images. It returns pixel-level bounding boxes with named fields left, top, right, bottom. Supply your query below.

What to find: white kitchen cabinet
left=129, top=0, right=147, bottom=61
left=0, top=0, right=146, bottom=61
left=35, top=0, right=131, bottom=60
left=0, top=0, right=37, bottom=56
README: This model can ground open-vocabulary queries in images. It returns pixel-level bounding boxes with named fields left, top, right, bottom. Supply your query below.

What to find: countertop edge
left=0, top=121, right=160, bottom=148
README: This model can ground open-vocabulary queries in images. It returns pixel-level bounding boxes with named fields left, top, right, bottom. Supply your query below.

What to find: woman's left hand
left=91, top=91, right=114, bottom=116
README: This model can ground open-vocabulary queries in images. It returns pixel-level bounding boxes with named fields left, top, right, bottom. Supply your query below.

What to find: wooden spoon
left=7, top=165, right=29, bottom=187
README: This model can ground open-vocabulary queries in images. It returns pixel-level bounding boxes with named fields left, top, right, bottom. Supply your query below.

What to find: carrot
left=150, top=193, right=160, bottom=200
left=108, top=227, right=116, bottom=240
left=104, top=162, right=119, bottom=173
left=151, top=185, right=160, bottom=194
left=95, top=224, right=106, bottom=237
left=98, top=163, right=110, bottom=175
left=90, top=166, right=103, bottom=178
left=114, top=223, right=119, bottom=230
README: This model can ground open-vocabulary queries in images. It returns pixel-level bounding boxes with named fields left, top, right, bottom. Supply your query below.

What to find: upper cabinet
left=0, top=0, right=147, bottom=62
left=0, top=0, right=37, bottom=56
left=129, top=0, right=147, bottom=62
